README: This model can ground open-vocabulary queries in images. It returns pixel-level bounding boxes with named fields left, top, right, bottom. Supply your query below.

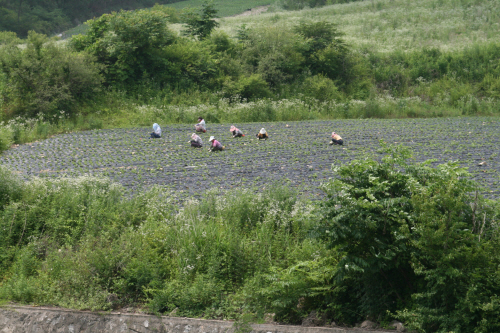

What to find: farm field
left=1, top=117, right=499, bottom=201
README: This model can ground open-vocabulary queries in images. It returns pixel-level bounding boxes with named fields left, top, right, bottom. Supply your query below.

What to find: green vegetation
left=1, top=144, right=499, bottom=332
left=1, top=0, right=500, bottom=328
left=167, top=0, right=272, bottom=17
left=0, top=0, right=186, bottom=38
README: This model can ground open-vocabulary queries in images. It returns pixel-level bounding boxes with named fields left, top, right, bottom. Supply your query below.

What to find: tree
left=70, top=9, right=175, bottom=86
left=183, top=1, right=219, bottom=40
left=0, top=31, right=103, bottom=118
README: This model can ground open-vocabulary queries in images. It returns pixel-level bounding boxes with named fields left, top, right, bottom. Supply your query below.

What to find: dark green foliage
left=316, top=143, right=500, bottom=331
left=182, top=1, right=219, bottom=40
left=70, top=9, right=175, bottom=87
left=0, top=31, right=103, bottom=118
left=0, top=0, right=186, bottom=38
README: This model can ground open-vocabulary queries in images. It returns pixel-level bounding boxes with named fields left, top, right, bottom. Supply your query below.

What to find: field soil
left=1, top=117, right=499, bottom=200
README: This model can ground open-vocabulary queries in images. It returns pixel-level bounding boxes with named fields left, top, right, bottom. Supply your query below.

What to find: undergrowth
left=1, top=143, right=499, bottom=332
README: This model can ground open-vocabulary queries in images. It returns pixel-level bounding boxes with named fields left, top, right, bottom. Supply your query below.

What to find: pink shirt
left=211, top=140, right=222, bottom=148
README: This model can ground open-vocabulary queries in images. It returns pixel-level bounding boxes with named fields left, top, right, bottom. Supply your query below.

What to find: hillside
left=216, top=0, right=500, bottom=52
left=0, top=0, right=186, bottom=37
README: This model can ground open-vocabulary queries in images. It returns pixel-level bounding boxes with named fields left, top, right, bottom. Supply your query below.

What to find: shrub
left=0, top=124, right=13, bottom=152
left=70, top=9, right=175, bottom=87
left=302, top=75, right=342, bottom=101
left=317, top=143, right=500, bottom=329
left=0, top=32, right=103, bottom=118
left=0, top=165, right=22, bottom=209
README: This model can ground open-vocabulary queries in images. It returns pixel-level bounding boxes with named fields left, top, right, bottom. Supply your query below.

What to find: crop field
left=1, top=117, right=499, bottom=201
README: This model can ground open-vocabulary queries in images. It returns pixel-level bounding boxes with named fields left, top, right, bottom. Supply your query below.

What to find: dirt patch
left=232, top=5, right=270, bottom=17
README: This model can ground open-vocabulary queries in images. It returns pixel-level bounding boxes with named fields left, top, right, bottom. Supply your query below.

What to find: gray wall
left=0, top=305, right=394, bottom=333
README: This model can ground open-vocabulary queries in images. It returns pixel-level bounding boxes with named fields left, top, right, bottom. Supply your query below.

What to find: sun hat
left=332, top=132, right=336, bottom=136
left=209, top=136, right=215, bottom=142
left=230, top=125, right=236, bottom=132
left=191, top=133, right=197, bottom=139
left=260, top=128, right=266, bottom=134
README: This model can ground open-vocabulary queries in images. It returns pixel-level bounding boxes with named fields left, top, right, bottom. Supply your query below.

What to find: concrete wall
left=0, top=306, right=393, bottom=333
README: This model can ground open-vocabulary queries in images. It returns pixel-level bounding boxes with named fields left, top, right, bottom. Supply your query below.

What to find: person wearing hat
left=195, top=117, right=207, bottom=133
left=256, top=128, right=269, bottom=140
left=329, top=132, right=343, bottom=145
left=208, top=136, right=225, bottom=152
left=189, top=133, right=203, bottom=148
left=150, top=123, right=162, bottom=138
left=230, top=125, right=244, bottom=138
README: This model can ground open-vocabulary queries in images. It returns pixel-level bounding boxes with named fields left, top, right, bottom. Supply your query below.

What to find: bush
left=0, top=165, right=22, bottom=209
left=0, top=32, right=103, bottom=118
left=70, top=9, right=175, bottom=87
left=0, top=124, right=13, bottom=153
left=317, top=143, right=500, bottom=329
left=302, top=75, right=342, bottom=101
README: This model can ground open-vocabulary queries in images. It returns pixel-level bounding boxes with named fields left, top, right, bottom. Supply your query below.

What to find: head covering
left=230, top=125, right=236, bottom=132
left=209, top=136, right=215, bottom=142
left=260, top=128, right=266, bottom=134
left=332, top=132, right=336, bottom=137
left=153, top=123, right=161, bottom=135
left=191, top=133, right=197, bottom=139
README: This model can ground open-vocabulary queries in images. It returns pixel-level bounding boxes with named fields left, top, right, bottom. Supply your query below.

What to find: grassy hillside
left=217, top=0, right=500, bottom=52
left=166, top=0, right=272, bottom=17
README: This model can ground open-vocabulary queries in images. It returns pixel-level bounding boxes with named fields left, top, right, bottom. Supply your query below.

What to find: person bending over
left=329, top=131, right=343, bottom=145
left=150, top=123, right=161, bottom=138
left=195, top=117, right=206, bottom=133
left=230, top=125, right=244, bottom=138
left=190, top=133, right=203, bottom=148
left=208, top=136, right=225, bottom=152
left=256, top=128, right=269, bottom=140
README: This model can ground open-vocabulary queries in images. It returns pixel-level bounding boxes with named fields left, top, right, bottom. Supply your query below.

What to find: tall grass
left=217, top=0, right=500, bottom=52
left=0, top=166, right=323, bottom=317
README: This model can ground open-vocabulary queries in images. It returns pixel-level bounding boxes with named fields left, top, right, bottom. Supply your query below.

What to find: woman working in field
left=208, top=136, right=225, bottom=152
left=329, top=131, right=343, bottom=145
left=256, top=128, right=269, bottom=140
left=150, top=123, right=161, bottom=138
left=195, top=117, right=207, bottom=133
left=230, top=125, right=244, bottom=138
left=190, top=133, right=203, bottom=148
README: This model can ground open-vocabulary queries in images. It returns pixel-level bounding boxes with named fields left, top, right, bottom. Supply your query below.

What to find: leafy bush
left=0, top=165, right=22, bottom=209
left=316, top=143, right=500, bottom=330
left=0, top=124, right=13, bottom=152
left=70, top=9, right=175, bottom=87
left=0, top=32, right=103, bottom=118
left=302, top=75, right=342, bottom=101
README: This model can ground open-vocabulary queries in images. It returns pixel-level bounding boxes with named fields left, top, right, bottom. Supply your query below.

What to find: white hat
left=209, top=136, right=215, bottom=142
left=260, top=128, right=266, bottom=134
